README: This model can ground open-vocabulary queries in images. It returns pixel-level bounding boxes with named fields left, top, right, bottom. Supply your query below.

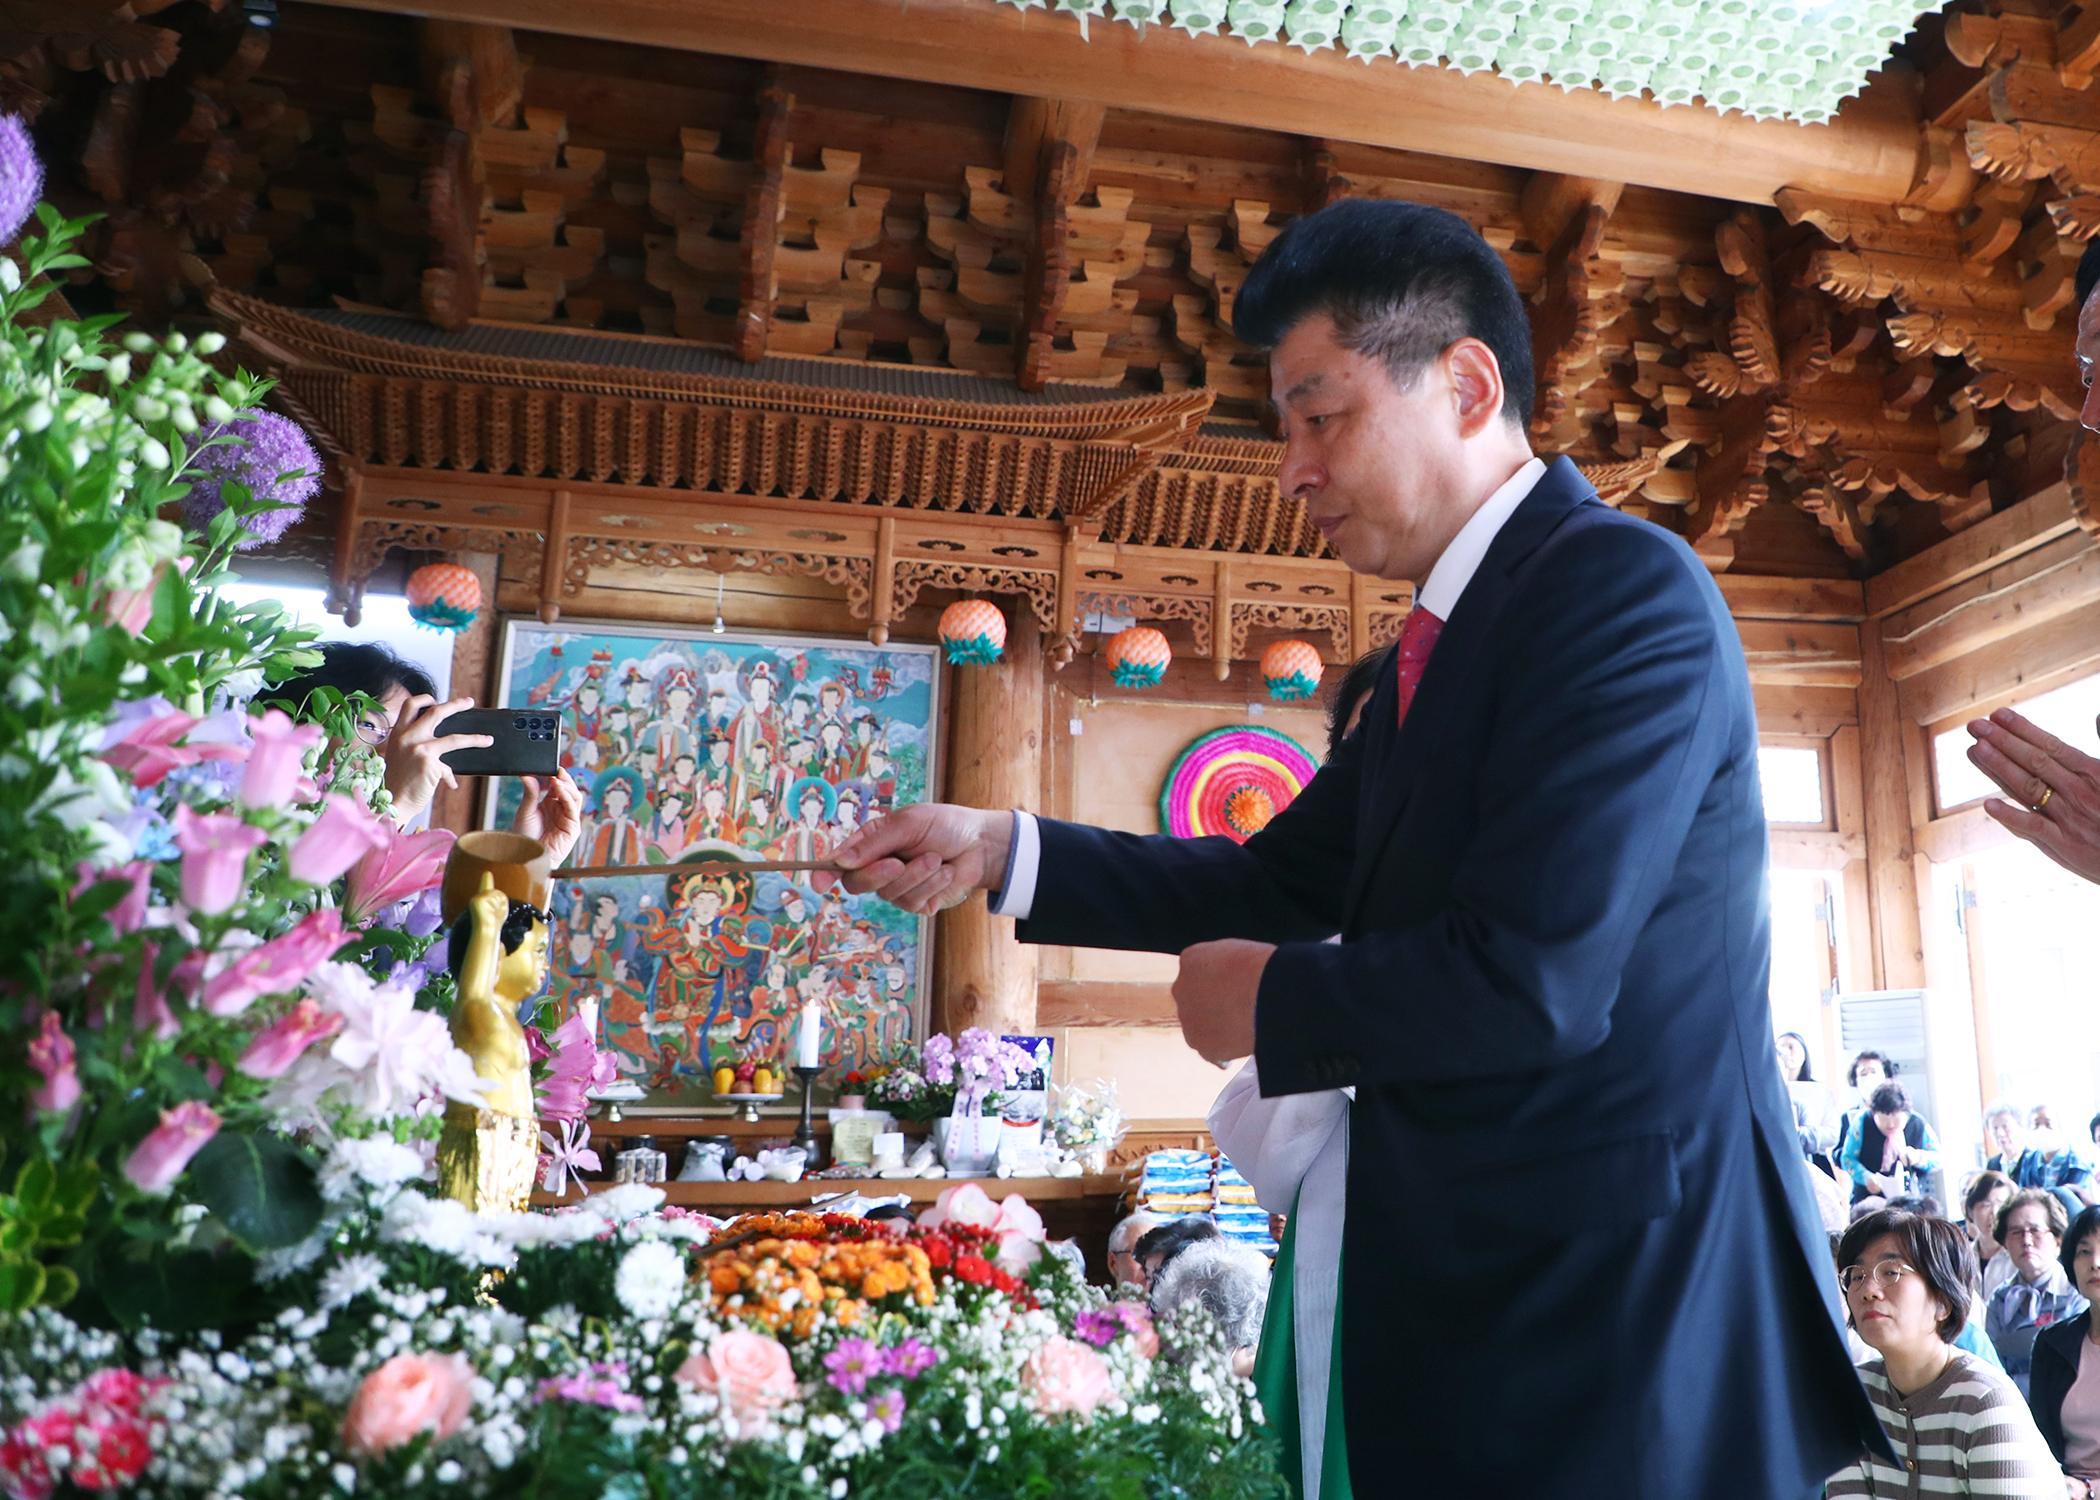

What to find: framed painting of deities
left=485, top=620, right=940, bottom=1112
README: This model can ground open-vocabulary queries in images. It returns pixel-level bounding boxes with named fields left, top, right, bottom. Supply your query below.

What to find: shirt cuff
left=986, top=810, right=1040, bottom=920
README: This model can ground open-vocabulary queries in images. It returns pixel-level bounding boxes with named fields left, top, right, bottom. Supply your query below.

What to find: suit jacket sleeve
left=1255, top=519, right=1737, bottom=1095
left=1014, top=710, right=1368, bottom=953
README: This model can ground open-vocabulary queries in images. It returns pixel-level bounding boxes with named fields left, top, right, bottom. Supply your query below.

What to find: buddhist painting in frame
left=486, top=620, right=939, bottom=1111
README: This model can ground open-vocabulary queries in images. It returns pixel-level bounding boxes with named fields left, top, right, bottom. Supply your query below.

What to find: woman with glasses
left=1825, top=1207, right=2059, bottom=1497
left=2026, top=1206, right=2100, bottom=1498
left=263, top=642, right=581, bottom=866
left=1987, top=1189, right=2092, bottom=1399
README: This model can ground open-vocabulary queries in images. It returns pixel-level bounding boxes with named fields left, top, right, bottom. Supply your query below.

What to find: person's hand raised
left=1966, top=708, right=2100, bottom=884
left=381, top=695, right=493, bottom=825
left=833, top=804, right=1012, bottom=914
left=514, top=769, right=583, bottom=869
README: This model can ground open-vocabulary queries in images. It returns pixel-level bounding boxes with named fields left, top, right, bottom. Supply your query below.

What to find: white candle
left=797, top=1001, right=821, bottom=1069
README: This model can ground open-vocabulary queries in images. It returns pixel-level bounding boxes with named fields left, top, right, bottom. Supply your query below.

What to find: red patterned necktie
left=1392, top=605, right=1445, bottom=729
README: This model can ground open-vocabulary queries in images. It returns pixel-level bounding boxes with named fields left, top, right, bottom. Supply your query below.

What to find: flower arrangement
left=869, top=1028, right=1034, bottom=1122
left=0, top=1181, right=1278, bottom=1500
left=1049, top=1079, right=1129, bottom=1168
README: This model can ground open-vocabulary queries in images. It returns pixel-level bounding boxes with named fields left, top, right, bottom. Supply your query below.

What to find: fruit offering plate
left=715, top=1091, right=787, bottom=1122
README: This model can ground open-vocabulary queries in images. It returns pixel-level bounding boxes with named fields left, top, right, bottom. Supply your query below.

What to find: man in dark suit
left=837, top=200, right=1886, bottom=1497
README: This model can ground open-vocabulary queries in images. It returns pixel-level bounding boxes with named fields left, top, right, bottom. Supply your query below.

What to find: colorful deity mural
left=490, top=625, right=936, bottom=1105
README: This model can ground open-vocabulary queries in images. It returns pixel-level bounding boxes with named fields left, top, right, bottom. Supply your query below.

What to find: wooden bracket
left=735, top=82, right=792, bottom=362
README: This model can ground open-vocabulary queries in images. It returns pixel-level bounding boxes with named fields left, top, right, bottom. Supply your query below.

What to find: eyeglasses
left=1838, top=1262, right=1916, bottom=1294
left=2005, top=1225, right=2059, bottom=1243
left=354, top=717, right=390, bottom=747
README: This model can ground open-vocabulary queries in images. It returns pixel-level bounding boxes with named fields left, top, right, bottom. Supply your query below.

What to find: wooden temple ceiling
left=12, top=0, right=2100, bottom=634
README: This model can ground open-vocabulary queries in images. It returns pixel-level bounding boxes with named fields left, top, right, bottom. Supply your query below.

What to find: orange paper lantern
left=1105, top=625, right=1171, bottom=688
left=1261, top=639, right=1324, bottom=701
left=938, top=599, right=1007, bottom=664
left=405, top=561, right=481, bottom=632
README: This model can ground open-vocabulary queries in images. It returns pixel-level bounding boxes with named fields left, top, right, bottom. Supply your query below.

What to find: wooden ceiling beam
left=313, top=0, right=1928, bottom=206
left=1004, top=96, right=1104, bottom=206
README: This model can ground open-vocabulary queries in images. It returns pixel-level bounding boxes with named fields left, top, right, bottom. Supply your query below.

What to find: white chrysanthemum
left=254, top=1234, right=328, bottom=1283
left=581, top=1183, right=665, bottom=1224
left=318, top=1253, right=387, bottom=1310
left=613, top=1240, right=687, bottom=1320
left=319, top=1135, right=427, bottom=1202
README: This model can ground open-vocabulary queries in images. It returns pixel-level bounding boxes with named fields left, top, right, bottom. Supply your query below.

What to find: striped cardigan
left=1825, top=1350, right=2062, bottom=1497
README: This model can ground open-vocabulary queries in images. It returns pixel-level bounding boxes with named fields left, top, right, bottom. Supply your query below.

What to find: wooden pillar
left=934, top=605, right=1043, bottom=1038
left=428, top=550, right=501, bottom=836
left=1856, top=625, right=1926, bottom=989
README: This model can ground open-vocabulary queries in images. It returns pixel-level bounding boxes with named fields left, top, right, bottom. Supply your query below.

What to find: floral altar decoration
left=0, top=127, right=1279, bottom=1500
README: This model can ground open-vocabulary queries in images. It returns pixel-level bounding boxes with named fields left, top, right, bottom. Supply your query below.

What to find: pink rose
left=26, top=1011, right=79, bottom=1115
left=122, top=1100, right=220, bottom=1195
left=239, top=708, right=322, bottom=810
left=237, top=997, right=344, bottom=1079
left=288, top=795, right=391, bottom=885
left=1020, top=1336, right=1112, bottom=1416
left=673, top=1331, right=796, bottom=1421
left=343, top=829, right=455, bottom=925
left=171, top=806, right=268, bottom=916
left=341, top=1353, right=474, bottom=1457
left=203, top=909, right=350, bottom=1017
left=919, top=1182, right=1001, bottom=1232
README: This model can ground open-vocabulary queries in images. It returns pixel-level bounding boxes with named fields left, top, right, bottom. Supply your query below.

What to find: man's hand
left=515, top=770, right=583, bottom=870
left=382, top=695, right=493, bottom=825
left=1966, top=708, right=2100, bottom=884
left=834, top=804, right=1012, bottom=914
left=1172, top=938, right=1273, bottom=1067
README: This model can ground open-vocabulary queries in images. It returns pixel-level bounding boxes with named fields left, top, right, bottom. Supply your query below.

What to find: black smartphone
left=435, top=707, right=562, bottom=778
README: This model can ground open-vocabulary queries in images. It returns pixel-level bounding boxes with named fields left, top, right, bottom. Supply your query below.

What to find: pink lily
left=133, top=940, right=179, bottom=1042
left=27, top=1011, right=80, bottom=1114
left=170, top=806, right=268, bottom=916
left=100, top=712, right=201, bottom=788
left=343, top=828, right=456, bottom=925
left=538, top=1118, right=601, bottom=1199
left=237, top=997, right=345, bottom=1079
left=122, top=1101, right=221, bottom=1195
left=289, top=795, right=392, bottom=886
left=203, top=908, right=351, bottom=1017
left=239, top=708, right=323, bottom=810
left=535, top=1013, right=617, bottom=1123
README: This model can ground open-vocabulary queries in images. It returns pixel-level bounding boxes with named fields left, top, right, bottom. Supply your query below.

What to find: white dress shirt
left=989, top=455, right=1549, bottom=920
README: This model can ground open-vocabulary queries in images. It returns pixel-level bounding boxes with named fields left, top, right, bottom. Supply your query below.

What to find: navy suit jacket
left=1017, top=458, right=1886, bottom=1497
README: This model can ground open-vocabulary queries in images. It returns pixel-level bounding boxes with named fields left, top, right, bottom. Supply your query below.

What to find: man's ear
left=1445, top=338, right=1509, bottom=439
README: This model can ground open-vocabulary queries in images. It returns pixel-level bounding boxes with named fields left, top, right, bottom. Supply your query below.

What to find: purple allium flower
left=881, top=1339, right=940, bottom=1379
left=0, top=114, right=42, bottom=247
left=870, top=1387, right=906, bottom=1434
left=180, top=410, right=322, bottom=550
left=824, top=1337, right=881, bottom=1395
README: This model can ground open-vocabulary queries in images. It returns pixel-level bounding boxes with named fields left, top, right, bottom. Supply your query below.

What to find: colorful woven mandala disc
left=1159, top=725, right=1319, bottom=844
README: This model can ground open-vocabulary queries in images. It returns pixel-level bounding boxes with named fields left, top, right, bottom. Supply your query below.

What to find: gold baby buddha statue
left=437, top=834, right=553, bottom=1213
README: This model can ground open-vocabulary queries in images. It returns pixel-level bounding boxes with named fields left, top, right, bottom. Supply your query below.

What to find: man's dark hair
left=1325, top=644, right=1393, bottom=755
left=261, top=641, right=436, bottom=719
left=1837, top=1209, right=1975, bottom=1341
left=1868, top=1082, right=1910, bottom=1116
left=1135, top=1215, right=1220, bottom=1273
left=446, top=900, right=548, bottom=976
left=1233, top=199, right=1535, bottom=425
left=1963, top=1169, right=2014, bottom=1215
left=864, top=1203, right=916, bottom=1226
left=2062, top=1204, right=2100, bottom=1280
left=1848, top=1049, right=1896, bottom=1088
left=1883, top=1193, right=1942, bottom=1220
left=2078, top=238, right=2100, bottom=311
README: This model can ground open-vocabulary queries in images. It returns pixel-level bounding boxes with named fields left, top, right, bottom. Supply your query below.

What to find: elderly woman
left=2026, top=1206, right=2100, bottom=1498
left=1149, top=1238, right=1273, bottom=1378
left=1987, top=1189, right=2093, bottom=1398
left=1107, top=1211, right=1162, bottom=1290
left=1825, top=1208, right=2059, bottom=1497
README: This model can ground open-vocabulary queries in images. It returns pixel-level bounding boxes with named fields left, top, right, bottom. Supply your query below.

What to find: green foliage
left=186, top=1132, right=325, bottom=1251
left=0, top=1157, right=96, bottom=1310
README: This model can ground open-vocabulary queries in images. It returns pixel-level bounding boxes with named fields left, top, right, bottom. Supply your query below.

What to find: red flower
left=954, top=1253, right=993, bottom=1286
left=921, top=1237, right=953, bottom=1269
